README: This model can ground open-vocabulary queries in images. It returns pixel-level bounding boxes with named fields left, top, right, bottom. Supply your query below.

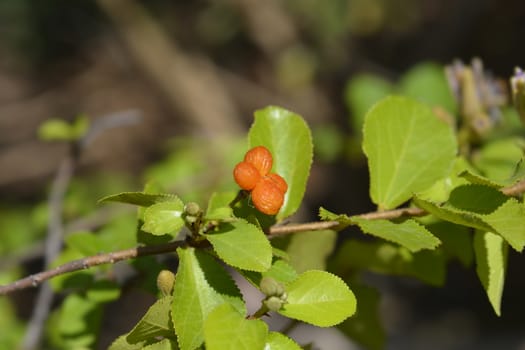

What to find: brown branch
left=501, top=179, right=525, bottom=197
left=0, top=241, right=184, bottom=296
left=268, top=221, right=340, bottom=237
left=3, top=177, right=524, bottom=296
left=357, top=206, right=426, bottom=220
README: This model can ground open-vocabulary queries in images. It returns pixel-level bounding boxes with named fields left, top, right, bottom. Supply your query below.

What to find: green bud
left=184, top=202, right=201, bottom=216
left=259, top=276, right=285, bottom=297
left=156, top=270, right=176, bottom=296
left=264, top=296, right=284, bottom=312
left=185, top=215, right=198, bottom=224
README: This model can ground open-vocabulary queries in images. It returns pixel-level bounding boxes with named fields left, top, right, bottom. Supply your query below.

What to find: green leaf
left=399, top=62, right=456, bottom=114
left=204, top=303, right=268, bottom=350
left=287, top=230, right=336, bottom=273
left=415, top=188, right=525, bottom=252
left=172, top=247, right=245, bottom=350
left=206, top=191, right=237, bottom=219
left=416, top=157, right=471, bottom=203
left=263, top=260, right=298, bottom=284
left=142, top=200, right=185, bottom=236
left=127, top=296, right=174, bottom=343
left=474, top=231, right=508, bottom=316
left=363, top=96, right=457, bottom=209
left=318, top=207, right=354, bottom=231
left=99, top=192, right=180, bottom=207
left=109, top=335, right=145, bottom=350
left=249, top=106, right=313, bottom=220
left=265, top=332, right=302, bottom=350
left=142, top=339, right=178, bottom=350
left=413, top=196, right=493, bottom=232
left=352, top=217, right=440, bottom=252
left=482, top=198, right=525, bottom=252
left=338, top=282, right=385, bottom=350
left=344, top=74, right=394, bottom=136
left=279, top=270, right=356, bottom=327
left=240, top=259, right=298, bottom=289
left=458, top=170, right=504, bottom=189
left=205, top=220, right=272, bottom=272
left=447, top=184, right=507, bottom=214
left=109, top=337, right=178, bottom=350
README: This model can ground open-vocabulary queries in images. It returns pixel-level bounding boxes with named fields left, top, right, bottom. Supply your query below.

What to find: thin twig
left=0, top=241, right=184, bottom=296
left=501, top=179, right=525, bottom=197
left=3, top=177, right=525, bottom=297
left=268, top=221, right=340, bottom=237
left=357, top=206, right=426, bottom=220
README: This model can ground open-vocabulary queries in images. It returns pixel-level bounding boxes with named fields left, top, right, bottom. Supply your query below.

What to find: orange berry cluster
left=233, top=146, right=288, bottom=215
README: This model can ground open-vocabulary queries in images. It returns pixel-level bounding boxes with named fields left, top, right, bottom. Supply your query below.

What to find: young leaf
left=204, top=303, right=268, bottom=350
left=265, top=332, right=302, bottom=350
left=352, top=217, right=440, bottom=252
left=287, top=230, right=336, bottom=273
left=362, top=96, right=457, bottom=209
left=172, top=248, right=245, bottom=350
left=249, top=106, right=313, bottom=221
left=318, top=207, right=354, bottom=231
left=240, top=259, right=298, bottom=289
left=142, top=200, right=185, bottom=236
left=206, top=191, right=237, bottom=215
left=263, top=260, right=298, bottom=284
left=279, top=270, right=356, bottom=327
left=205, top=192, right=236, bottom=221
left=99, top=192, right=180, bottom=207
left=474, top=231, right=508, bottom=316
left=205, top=220, right=272, bottom=272
left=126, top=296, right=174, bottom=344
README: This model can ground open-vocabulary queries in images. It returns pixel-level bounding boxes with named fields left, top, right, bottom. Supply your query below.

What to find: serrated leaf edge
left=281, top=270, right=356, bottom=328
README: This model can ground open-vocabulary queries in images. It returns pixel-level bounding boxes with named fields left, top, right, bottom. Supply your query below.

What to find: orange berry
left=251, top=177, right=285, bottom=215
left=265, top=173, right=288, bottom=194
left=244, top=146, right=273, bottom=176
left=234, top=161, right=261, bottom=190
